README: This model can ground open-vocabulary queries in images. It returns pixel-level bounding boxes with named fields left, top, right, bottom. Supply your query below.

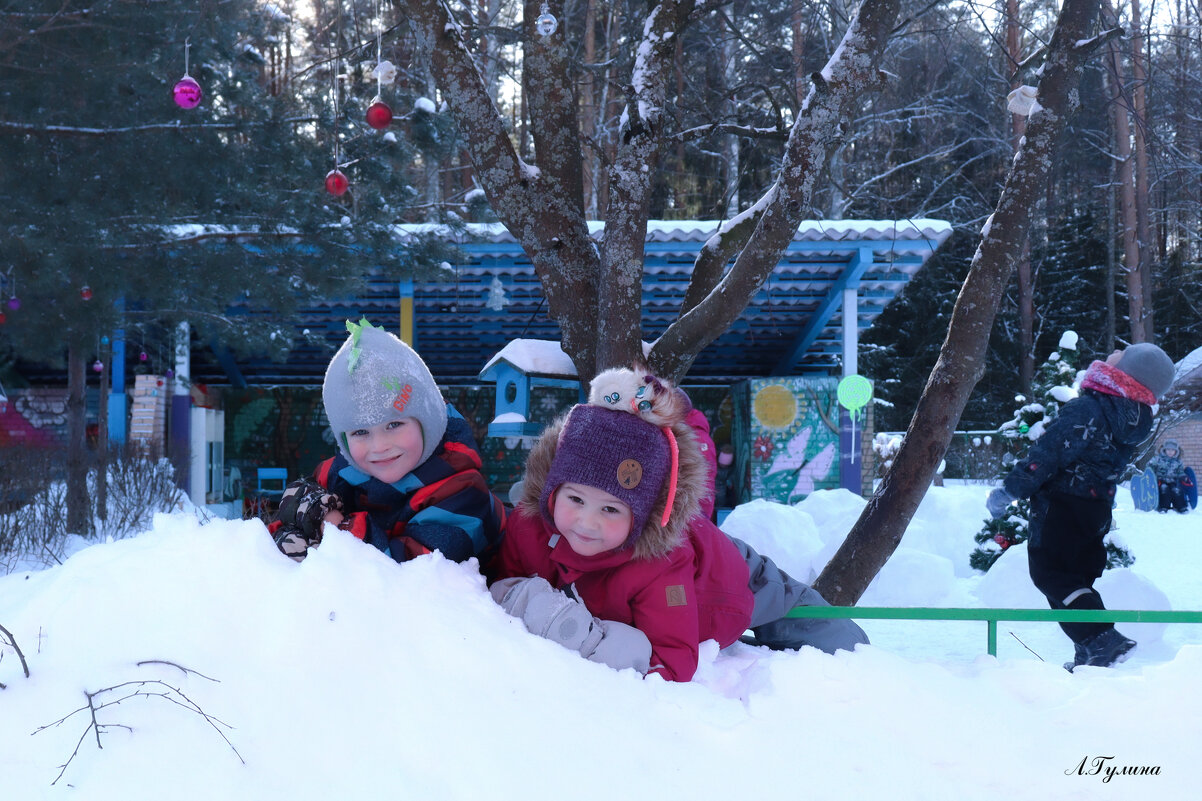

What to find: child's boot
left=1082, top=627, right=1136, bottom=668
left=1063, top=641, right=1089, bottom=672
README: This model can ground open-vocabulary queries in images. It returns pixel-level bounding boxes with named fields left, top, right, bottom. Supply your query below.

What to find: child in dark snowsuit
left=269, top=319, right=505, bottom=566
left=489, top=366, right=867, bottom=682
left=987, top=343, right=1176, bottom=671
left=1148, top=440, right=1190, bottom=514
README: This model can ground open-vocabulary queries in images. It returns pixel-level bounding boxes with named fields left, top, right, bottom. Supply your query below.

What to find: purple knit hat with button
left=540, top=404, right=674, bottom=549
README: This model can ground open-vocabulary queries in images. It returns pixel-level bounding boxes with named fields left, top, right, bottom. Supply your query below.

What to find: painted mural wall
left=733, top=377, right=873, bottom=506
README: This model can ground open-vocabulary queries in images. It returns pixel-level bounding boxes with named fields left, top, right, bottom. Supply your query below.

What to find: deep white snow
left=2, top=483, right=1199, bottom=800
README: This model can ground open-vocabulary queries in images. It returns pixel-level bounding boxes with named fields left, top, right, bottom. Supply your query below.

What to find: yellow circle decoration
left=753, top=384, right=797, bottom=430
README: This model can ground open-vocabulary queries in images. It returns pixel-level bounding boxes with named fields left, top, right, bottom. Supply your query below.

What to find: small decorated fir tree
left=970, top=331, right=1134, bottom=571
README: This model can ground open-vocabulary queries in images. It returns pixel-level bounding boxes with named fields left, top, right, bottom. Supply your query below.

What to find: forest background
left=2, top=0, right=1199, bottom=424
left=1, top=1, right=1199, bottom=576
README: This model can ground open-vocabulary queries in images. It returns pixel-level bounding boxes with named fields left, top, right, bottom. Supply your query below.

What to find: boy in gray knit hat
left=269, top=319, right=505, bottom=567
left=987, top=341, right=1176, bottom=671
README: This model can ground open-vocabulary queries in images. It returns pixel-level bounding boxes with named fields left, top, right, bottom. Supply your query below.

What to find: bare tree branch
left=814, top=0, right=1107, bottom=605
left=651, top=0, right=901, bottom=381
left=0, top=621, right=30, bottom=688
left=33, top=668, right=243, bottom=786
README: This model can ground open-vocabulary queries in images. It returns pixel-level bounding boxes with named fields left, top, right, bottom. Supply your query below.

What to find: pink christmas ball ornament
left=173, top=75, right=203, bottom=109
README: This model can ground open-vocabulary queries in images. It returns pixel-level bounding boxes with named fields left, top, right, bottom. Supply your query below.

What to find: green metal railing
left=784, top=606, right=1202, bottom=656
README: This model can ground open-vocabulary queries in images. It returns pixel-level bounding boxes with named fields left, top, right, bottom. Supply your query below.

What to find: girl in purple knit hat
left=490, top=366, right=867, bottom=682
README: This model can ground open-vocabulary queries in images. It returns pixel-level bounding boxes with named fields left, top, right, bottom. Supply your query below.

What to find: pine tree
left=970, top=331, right=1134, bottom=571
left=0, top=0, right=430, bottom=534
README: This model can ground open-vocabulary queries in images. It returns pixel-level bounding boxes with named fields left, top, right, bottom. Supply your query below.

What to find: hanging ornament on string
left=366, top=97, right=392, bottom=129
left=6, top=296, right=19, bottom=311
left=81, top=285, right=93, bottom=301
left=365, top=0, right=393, bottom=130
left=535, top=1, right=558, bottom=37
left=173, top=38, right=203, bottom=109
left=324, top=6, right=351, bottom=196
left=325, top=168, right=349, bottom=196
left=93, top=360, right=105, bottom=373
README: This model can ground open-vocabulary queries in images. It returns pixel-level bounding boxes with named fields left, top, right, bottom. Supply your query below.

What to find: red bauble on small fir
left=366, top=98, right=393, bottom=130
left=325, top=169, right=349, bottom=196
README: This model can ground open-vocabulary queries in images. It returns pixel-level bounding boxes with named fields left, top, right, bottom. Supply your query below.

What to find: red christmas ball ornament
left=0, top=312, right=6, bottom=325
left=993, top=533, right=1010, bottom=549
left=92, top=360, right=104, bottom=373
left=173, top=75, right=202, bottom=109
left=366, top=97, right=393, bottom=130
left=139, top=351, right=148, bottom=362
left=324, top=169, right=349, bottom=196
left=81, top=285, right=93, bottom=301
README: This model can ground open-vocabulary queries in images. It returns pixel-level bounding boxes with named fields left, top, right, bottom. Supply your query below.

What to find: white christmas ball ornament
left=536, top=11, right=558, bottom=37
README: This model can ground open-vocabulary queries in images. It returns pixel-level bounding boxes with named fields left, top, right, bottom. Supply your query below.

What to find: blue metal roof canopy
left=187, top=218, right=951, bottom=386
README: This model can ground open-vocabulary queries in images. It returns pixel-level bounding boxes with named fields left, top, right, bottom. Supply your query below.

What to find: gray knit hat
left=1116, top=343, right=1176, bottom=401
left=322, top=319, right=447, bottom=468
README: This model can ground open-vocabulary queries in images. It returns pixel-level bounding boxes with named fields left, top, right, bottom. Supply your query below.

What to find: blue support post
left=839, top=407, right=862, bottom=496
left=108, top=321, right=127, bottom=445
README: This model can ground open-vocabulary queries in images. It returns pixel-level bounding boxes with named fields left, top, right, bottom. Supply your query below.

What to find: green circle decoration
left=836, top=374, right=873, bottom=412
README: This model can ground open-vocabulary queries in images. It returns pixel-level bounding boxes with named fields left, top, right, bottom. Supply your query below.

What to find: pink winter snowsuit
left=497, top=507, right=754, bottom=682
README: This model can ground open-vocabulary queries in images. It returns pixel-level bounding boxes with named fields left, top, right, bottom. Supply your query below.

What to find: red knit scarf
left=1080, top=360, right=1157, bottom=406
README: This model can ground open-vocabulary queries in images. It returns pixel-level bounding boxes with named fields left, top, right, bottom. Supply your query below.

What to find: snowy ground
left=1, top=482, right=1199, bottom=800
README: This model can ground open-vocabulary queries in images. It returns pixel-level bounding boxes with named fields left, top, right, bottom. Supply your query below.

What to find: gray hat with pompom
left=322, top=319, right=447, bottom=468
left=1115, top=342, right=1176, bottom=401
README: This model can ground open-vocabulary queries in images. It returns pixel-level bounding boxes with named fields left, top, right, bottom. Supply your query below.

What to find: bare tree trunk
left=1104, top=79, right=1118, bottom=353
left=721, top=35, right=739, bottom=214
left=66, top=340, right=91, bottom=538
left=1104, top=5, right=1144, bottom=344
left=1008, top=0, right=1035, bottom=393
left=581, top=0, right=599, bottom=217
left=792, top=0, right=806, bottom=106
left=1130, top=0, right=1155, bottom=341
left=813, top=0, right=1113, bottom=605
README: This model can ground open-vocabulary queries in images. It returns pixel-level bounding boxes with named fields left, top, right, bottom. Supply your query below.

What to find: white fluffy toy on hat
left=588, top=365, right=691, bottom=427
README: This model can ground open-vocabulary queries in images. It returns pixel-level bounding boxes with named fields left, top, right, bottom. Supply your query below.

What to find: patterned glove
left=275, top=478, right=343, bottom=542
left=986, top=487, right=1016, bottom=520
left=273, top=529, right=311, bottom=563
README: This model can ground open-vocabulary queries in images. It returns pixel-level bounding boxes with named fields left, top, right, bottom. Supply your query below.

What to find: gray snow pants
left=731, top=537, right=870, bottom=654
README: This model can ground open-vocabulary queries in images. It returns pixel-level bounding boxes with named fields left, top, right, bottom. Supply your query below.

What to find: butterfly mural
left=759, top=424, right=837, bottom=505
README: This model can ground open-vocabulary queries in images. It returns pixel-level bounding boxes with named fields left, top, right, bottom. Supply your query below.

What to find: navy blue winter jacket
left=1002, top=389, right=1153, bottom=502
